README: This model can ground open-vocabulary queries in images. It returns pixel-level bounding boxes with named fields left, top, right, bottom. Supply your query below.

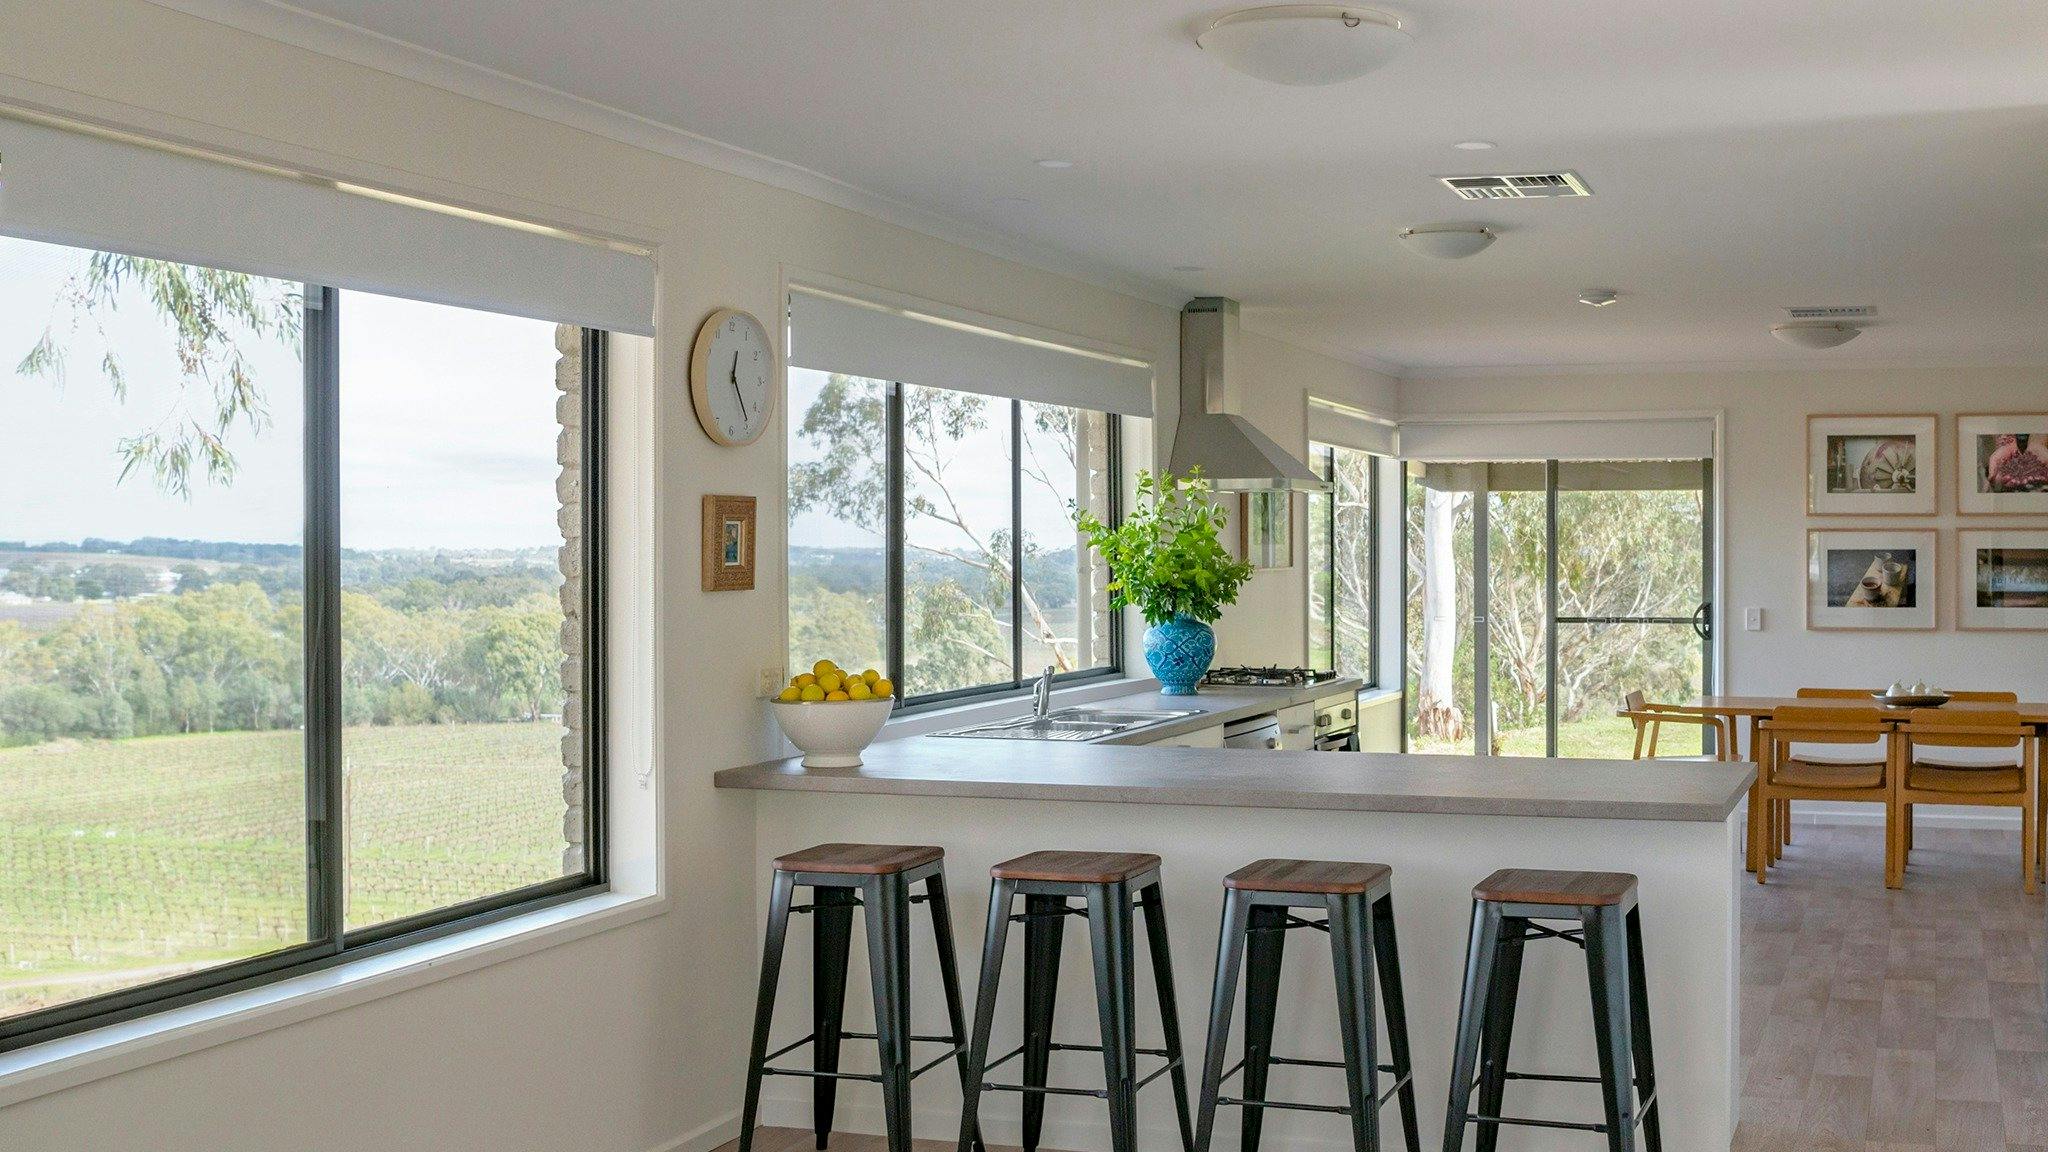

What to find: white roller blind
left=1307, top=397, right=1398, bottom=456
left=786, top=286, right=1153, bottom=417
left=0, top=115, right=655, bottom=335
left=1397, top=416, right=1715, bottom=463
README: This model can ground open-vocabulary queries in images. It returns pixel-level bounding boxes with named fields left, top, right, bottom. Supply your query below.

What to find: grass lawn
left=0, top=722, right=570, bottom=1018
left=1408, top=714, right=1713, bottom=759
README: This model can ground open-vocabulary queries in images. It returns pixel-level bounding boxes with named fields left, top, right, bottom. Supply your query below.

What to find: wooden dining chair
left=1781, top=689, right=1895, bottom=853
left=1753, top=706, right=1897, bottom=884
left=1618, top=690, right=1732, bottom=761
left=1891, top=708, right=2038, bottom=893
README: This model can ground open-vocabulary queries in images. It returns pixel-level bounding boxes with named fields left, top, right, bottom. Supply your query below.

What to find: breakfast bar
left=716, top=743, right=1755, bottom=1152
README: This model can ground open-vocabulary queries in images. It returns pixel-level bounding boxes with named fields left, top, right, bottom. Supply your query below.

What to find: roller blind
left=1397, top=416, right=1715, bottom=463
left=0, top=115, right=655, bottom=335
left=1307, top=397, right=1398, bottom=456
left=786, top=286, right=1154, bottom=417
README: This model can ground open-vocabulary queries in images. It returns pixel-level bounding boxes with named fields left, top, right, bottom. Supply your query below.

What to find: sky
left=0, top=235, right=563, bottom=551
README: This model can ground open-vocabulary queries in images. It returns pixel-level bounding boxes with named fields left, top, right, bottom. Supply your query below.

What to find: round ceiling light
left=1197, top=5, right=1410, bottom=86
left=1772, top=321, right=1861, bottom=350
left=1398, top=224, right=1496, bottom=260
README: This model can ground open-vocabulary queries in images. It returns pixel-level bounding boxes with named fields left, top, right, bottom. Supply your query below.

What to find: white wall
left=0, top=3, right=1374, bottom=1147
left=1401, top=365, right=2048, bottom=702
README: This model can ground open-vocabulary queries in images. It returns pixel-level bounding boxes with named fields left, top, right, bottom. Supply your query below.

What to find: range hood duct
left=1167, top=297, right=1329, bottom=492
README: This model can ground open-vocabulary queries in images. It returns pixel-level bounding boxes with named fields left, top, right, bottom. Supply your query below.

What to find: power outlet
left=756, top=666, right=787, bottom=698
left=1744, top=607, right=1764, bottom=632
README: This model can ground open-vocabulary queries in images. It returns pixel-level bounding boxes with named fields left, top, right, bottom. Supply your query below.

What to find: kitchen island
left=716, top=736, right=1753, bottom=1152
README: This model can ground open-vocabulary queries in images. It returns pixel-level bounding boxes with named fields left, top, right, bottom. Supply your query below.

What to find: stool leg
left=1624, top=908, right=1662, bottom=1152
left=1240, top=903, right=1288, bottom=1152
left=1473, top=919, right=1528, bottom=1152
left=864, top=874, right=914, bottom=1152
left=957, top=880, right=1015, bottom=1152
left=1195, top=891, right=1250, bottom=1152
left=1139, top=881, right=1196, bottom=1152
left=811, top=886, right=858, bottom=1149
left=925, top=872, right=987, bottom=1152
left=1087, top=880, right=1140, bottom=1152
left=1021, top=894, right=1068, bottom=1152
left=740, top=870, right=798, bottom=1152
left=1370, top=893, right=1422, bottom=1152
left=1442, top=901, right=1503, bottom=1152
left=1584, top=905, right=1637, bottom=1152
left=1328, top=892, right=1382, bottom=1152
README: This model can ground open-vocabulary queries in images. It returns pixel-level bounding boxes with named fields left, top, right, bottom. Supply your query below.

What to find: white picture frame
left=1955, top=412, right=2048, bottom=515
left=1806, top=414, right=1938, bottom=516
left=1806, top=528, right=1938, bottom=631
left=1958, top=529, right=2048, bottom=631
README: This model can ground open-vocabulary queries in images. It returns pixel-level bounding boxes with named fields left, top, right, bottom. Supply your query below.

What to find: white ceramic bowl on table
left=772, top=698, right=895, bottom=768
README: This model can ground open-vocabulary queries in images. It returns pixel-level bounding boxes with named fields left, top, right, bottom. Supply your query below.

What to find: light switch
left=1744, top=607, right=1764, bottom=632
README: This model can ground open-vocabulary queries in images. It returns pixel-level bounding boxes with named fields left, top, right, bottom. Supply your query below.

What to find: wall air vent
left=1439, top=172, right=1591, bottom=200
left=1786, top=305, right=1876, bottom=320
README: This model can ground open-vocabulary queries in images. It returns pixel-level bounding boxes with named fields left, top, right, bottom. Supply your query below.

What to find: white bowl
left=772, top=698, right=895, bottom=768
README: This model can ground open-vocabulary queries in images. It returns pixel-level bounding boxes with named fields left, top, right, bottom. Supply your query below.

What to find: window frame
left=0, top=286, right=609, bottom=1054
left=1309, top=441, right=1382, bottom=690
left=872, top=383, right=1123, bottom=712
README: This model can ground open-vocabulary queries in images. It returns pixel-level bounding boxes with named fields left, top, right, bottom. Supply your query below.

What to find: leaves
left=1073, top=469, right=1254, bottom=626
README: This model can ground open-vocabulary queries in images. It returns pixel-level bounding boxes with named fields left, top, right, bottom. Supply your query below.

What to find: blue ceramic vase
left=1144, top=614, right=1215, bottom=696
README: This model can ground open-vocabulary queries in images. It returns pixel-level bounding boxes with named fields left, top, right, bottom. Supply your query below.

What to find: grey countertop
left=716, top=681, right=1755, bottom=822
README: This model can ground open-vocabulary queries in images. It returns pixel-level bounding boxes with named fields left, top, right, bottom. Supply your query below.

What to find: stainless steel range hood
left=1167, top=297, right=1328, bottom=492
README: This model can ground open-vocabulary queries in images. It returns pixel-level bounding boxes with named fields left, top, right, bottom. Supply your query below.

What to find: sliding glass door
left=1405, top=458, right=1713, bottom=757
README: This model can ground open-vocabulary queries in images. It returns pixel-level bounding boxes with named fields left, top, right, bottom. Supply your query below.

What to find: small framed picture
left=1239, top=490, right=1292, bottom=569
left=701, top=494, right=757, bottom=591
left=1806, top=528, right=1937, bottom=631
left=1806, top=414, right=1937, bottom=516
left=1956, top=413, right=2048, bottom=515
left=1958, top=529, right=2048, bottom=630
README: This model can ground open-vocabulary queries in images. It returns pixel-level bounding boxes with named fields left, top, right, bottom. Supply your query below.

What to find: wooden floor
left=1736, top=823, right=2047, bottom=1151
left=725, top=824, right=2046, bottom=1152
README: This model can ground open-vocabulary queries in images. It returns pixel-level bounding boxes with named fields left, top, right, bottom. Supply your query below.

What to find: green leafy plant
left=1073, top=469, right=1254, bottom=626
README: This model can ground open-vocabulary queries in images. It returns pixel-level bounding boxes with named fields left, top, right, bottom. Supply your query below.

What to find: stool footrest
left=979, top=1040, right=1181, bottom=1099
left=761, top=1031, right=968, bottom=1084
left=1462, top=1070, right=1657, bottom=1134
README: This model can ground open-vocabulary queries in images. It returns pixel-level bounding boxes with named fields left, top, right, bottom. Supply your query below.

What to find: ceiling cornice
left=1403, top=354, right=2048, bottom=381
left=145, top=0, right=1189, bottom=310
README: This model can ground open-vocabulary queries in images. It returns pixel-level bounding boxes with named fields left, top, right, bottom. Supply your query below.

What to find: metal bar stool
left=1193, top=860, right=1420, bottom=1152
left=738, top=843, right=983, bottom=1152
left=1442, top=869, right=1662, bottom=1152
left=955, top=851, right=1195, bottom=1152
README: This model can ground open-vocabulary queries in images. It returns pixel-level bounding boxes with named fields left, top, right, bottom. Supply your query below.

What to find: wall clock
left=689, top=308, right=776, bottom=447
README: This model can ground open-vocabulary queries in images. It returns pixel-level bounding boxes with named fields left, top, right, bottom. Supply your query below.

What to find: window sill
left=0, top=888, right=666, bottom=1109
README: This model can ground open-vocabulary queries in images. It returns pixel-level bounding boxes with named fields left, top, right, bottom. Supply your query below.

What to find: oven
left=1312, top=693, right=1359, bottom=752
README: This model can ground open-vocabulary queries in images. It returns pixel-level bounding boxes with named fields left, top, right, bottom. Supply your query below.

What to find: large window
left=788, top=370, right=1120, bottom=706
left=1307, top=442, right=1379, bottom=684
left=0, top=236, right=604, bottom=1049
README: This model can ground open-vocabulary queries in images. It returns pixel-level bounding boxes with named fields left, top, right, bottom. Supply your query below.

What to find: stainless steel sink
left=931, top=706, right=1202, bottom=742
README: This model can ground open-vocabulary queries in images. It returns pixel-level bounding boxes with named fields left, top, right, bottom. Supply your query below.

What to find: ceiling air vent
left=1786, top=306, right=1876, bottom=320
left=1439, top=171, right=1592, bottom=200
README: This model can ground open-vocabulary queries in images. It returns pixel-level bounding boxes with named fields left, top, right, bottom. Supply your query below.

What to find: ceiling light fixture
left=1034, top=158, right=1074, bottom=169
left=1454, top=140, right=1496, bottom=151
left=1398, top=224, right=1496, bottom=260
left=1172, top=264, right=1209, bottom=273
left=1578, top=288, right=1619, bottom=308
left=1196, top=5, right=1410, bottom=86
left=1772, top=321, right=1862, bottom=350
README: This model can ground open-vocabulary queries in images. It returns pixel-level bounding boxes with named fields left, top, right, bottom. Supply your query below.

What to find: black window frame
left=0, top=286, right=609, bottom=1055
left=1309, top=442, right=1382, bottom=690
left=873, top=383, right=1123, bottom=712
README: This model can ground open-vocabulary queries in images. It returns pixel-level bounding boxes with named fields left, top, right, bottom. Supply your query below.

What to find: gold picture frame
left=1805, top=528, right=1938, bottom=631
left=1805, top=413, right=1938, bottom=517
left=1958, top=529, right=2048, bottom=631
left=1955, top=412, right=2048, bottom=516
left=701, top=494, right=757, bottom=592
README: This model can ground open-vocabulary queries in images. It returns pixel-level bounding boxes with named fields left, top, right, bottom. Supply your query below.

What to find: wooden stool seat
left=773, top=842, right=944, bottom=875
left=991, top=850, right=1161, bottom=883
left=1223, top=858, right=1391, bottom=896
left=1472, top=868, right=1637, bottom=908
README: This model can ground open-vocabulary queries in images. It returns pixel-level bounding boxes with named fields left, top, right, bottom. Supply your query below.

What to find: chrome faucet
left=1033, top=665, right=1055, bottom=719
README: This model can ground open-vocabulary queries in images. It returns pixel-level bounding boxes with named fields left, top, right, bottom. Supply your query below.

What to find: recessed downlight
left=1172, top=264, right=1208, bottom=273
left=1034, top=158, right=1074, bottom=169
left=1453, top=140, right=1496, bottom=151
left=1578, top=288, right=1619, bottom=308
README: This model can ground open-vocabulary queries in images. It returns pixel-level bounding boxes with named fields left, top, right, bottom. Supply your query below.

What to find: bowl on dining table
left=1870, top=690, right=1951, bottom=709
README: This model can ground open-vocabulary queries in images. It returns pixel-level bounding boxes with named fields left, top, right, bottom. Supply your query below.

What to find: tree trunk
left=1415, top=486, right=1466, bottom=743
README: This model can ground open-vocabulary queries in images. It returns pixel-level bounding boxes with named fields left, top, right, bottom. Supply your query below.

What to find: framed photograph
left=1806, top=528, right=1937, bottom=631
left=1956, top=413, right=2048, bottom=514
left=700, top=494, right=757, bottom=591
left=1958, top=529, right=2048, bottom=630
left=1806, top=414, right=1937, bottom=516
left=1239, top=490, right=1292, bottom=569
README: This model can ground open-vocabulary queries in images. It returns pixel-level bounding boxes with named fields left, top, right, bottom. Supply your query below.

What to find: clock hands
left=729, top=350, right=748, bottom=422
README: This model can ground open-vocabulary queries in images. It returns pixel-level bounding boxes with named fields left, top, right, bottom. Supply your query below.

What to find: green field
left=1407, top=715, right=1709, bottom=759
left=0, top=722, right=568, bottom=1017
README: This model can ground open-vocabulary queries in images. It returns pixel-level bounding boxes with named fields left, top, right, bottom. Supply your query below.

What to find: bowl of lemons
left=771, top=659, right=897, bottom=768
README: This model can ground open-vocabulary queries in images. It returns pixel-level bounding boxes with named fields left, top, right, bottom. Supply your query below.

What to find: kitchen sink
left=931, top=706, right=1202, bottom=742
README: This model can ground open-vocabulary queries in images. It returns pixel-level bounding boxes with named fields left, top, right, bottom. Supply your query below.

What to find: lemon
left=861, top=669, right=881, bottom=686
left=847, top=681, right=873, bottom=701
left=818, top=672, right=844, bottom=693
left=792, top=673, right=817, bottom=689
left=871, top=678, right=894, bottom=699
left=799, top=684, right=826, bottom=702
left=777, top=686, right=801, bottom=703
left=825, top=689, right=851, bottom=702
left=811, top=659, right=838, bottom=679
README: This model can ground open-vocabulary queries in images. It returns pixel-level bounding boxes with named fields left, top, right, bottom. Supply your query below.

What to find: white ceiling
left=186, top=1, right=2048, bottom=374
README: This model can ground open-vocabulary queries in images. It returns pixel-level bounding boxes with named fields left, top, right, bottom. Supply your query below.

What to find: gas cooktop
left=1199, top=666, right=1341, bottom=688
